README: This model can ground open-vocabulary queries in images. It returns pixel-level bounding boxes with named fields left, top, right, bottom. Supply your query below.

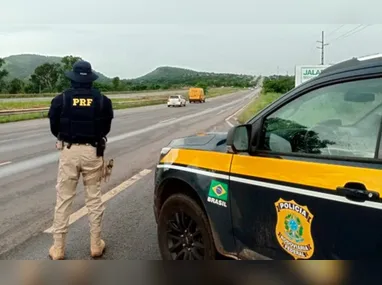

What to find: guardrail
left=0, top=108, right=49, bottom=116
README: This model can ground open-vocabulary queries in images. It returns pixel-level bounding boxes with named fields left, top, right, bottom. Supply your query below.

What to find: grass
left=0, top=112, right=49, bottom=124
left=237, top=92, right=283, bottom=123
left=0, top=87, right=240, bottom=99
left=0, top=88, right=186, bottom=99
left=0, top=96, right=169, bottom=110
left=112, top=98, right=167, bottom=110
left=206, top=87, right=241, bottom=98
left=0, top=87, right=243, bottom=123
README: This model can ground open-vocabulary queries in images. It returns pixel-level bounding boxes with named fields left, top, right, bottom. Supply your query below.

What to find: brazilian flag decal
left=208, top=180, right=228, bottom=201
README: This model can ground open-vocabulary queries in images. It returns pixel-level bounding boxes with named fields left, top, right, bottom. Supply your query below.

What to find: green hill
left=133, top=66, right=254, bottom=86
left=3, top=54, right=111, bottom=83
left=135, top=66, right=206, bottom=82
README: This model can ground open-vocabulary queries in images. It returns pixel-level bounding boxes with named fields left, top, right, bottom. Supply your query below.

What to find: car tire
left=157, top=194, right=217, bottom=260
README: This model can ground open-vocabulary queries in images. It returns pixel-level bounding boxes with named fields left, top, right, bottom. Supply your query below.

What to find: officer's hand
left=56, top=141, right=64, bottom=150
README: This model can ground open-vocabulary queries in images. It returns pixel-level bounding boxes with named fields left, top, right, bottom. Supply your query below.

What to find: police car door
left=229, top=76, right=382, bottom=260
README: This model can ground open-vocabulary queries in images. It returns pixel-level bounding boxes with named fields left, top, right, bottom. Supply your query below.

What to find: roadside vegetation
left=0, top=97, right=168, bottom=110
left=237, top=75, right=294, bottom=123
left=0, top=87, right=241, bottom=110
left=0, top=87, right=242, bottom=124
left=0, top=55, right=259, bottom=97
left=0, top=89, right=185, bottom=99
left=0, top=112, right=49, bottom=124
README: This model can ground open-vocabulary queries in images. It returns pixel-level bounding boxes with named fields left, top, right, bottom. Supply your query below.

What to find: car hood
left=167, top=132, right=228, bottom=152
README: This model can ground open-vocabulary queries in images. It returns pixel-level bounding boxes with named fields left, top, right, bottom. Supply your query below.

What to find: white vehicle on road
left=167, top=95, right=186, bottom=107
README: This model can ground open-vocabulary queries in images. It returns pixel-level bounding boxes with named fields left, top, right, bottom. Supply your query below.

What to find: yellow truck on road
left=188, top=87, right=205, bottom=103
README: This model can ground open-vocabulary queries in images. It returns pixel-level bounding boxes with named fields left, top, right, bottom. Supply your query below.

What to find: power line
left=331, top=24, right=364, bottom=42
left=311, top=25, right=372, bottom=65
left=329, top=25, right=372, bottom=43
left=339, top=24, right=372, bottom=40
left=326, top=24, right=346, bottom=38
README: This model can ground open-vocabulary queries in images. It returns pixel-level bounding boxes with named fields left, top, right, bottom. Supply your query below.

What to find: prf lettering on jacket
left=73, top=98, right=93, bottom=106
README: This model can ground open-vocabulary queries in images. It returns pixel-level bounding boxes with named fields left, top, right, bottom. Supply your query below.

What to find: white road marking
left=225, top=91, right=260, bottom=127
left=43, top=168, right=152, bottom=234
left=0, top=161, right=11, bottom=167
left=159, top=118, right=176, bottom=124
left=226, top=120, right=234, bottom=127
left=216, top=109, right=226, bottom=115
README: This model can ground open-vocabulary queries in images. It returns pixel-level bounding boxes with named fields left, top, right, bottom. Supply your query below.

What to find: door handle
left=337, top=182, right=380, bottom=202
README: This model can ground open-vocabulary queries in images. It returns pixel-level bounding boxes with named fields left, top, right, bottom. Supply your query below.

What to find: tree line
left=0, top=55, right=257, bottom=95
left=262, top=75, right=295, bottom=94
left=0, top=56, right=84, bottom=94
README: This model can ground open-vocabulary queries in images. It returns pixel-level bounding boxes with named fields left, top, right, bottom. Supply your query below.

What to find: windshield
left=278, top=79, right=382, bottom=127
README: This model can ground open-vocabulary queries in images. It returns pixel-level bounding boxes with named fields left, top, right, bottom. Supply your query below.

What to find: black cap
left=65, top=60, right=99, bottom=83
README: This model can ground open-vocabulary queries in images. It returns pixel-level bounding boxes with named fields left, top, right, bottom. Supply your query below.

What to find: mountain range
left=2, top=54, right=254, bottom=84
left=2, top=54, right=111, bottom=83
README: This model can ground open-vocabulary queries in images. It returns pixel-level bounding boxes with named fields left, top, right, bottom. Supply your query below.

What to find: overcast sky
left=0, top=0, right=380, bottom=79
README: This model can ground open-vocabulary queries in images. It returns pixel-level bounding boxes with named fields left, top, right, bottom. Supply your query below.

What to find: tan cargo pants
left=52, top=144, right=104, bottom=236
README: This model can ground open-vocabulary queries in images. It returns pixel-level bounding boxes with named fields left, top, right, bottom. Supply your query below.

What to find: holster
left=102, top=159, right=114, bottom=183
left=96, top=138, right=106, bottom=157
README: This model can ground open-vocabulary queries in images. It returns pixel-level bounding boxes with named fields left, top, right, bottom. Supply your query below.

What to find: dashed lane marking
left=43, top=168, right=152, bottom=234
left=0, top=161, right=11, bottom=167
left=159, top=118, right=177, bottom=124
left=216, top=109, right=227, bottom=115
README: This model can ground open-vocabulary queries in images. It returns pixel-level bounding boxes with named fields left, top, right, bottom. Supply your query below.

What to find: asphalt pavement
left=0, top=88, right=260, bottom=260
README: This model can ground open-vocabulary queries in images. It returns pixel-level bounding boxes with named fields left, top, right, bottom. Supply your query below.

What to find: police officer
left=48, top=60, right=114, bottom=260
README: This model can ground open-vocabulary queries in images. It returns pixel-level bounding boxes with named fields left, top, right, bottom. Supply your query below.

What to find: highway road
left=0, top=90, right=188, bottom=102
left=0, top=88, right=260, bottom=260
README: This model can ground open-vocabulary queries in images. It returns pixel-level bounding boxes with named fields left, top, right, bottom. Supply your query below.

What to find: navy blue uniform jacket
left=48, top=82, right=114, bottom=139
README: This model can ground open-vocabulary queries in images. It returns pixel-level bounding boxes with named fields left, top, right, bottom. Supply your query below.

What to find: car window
left=260, top=77, right=382, bottom=159
left=170, top=95, right=179, bottom=99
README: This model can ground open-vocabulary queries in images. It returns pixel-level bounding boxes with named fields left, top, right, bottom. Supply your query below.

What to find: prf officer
left=48, top=60, right=114, bottom=260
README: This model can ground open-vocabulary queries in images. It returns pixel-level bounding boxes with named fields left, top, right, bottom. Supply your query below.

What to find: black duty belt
left=64, top=142, right=96, bottom=149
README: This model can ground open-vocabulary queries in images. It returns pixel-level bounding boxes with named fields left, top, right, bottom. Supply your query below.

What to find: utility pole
left=317, top=31, right=329, bottom=65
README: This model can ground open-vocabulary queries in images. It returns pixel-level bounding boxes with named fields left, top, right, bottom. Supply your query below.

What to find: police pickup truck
left=154, top=54, right=382, bottom=260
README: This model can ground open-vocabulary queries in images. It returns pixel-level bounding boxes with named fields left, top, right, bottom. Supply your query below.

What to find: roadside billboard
left=295, top=65, right=331, bottom=87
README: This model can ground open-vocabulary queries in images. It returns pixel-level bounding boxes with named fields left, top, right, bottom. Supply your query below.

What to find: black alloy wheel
left=158, top=194, right=216, bottom=260
left=167, top=211, right=204, bottom=260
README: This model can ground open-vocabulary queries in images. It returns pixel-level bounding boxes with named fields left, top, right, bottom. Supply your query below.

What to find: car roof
left=293, top=53, right=382, bottom=93
left=320, top=54, right=382, bottom=76
left=247, top=54, right=382, bottom=124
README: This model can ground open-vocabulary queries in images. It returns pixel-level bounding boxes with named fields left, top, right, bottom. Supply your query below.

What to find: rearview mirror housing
left=226, top=124, right=252, bottom=153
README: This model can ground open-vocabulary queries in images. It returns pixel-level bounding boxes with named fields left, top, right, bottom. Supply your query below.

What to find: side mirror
left=226, top=124, right=252, bottom=153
